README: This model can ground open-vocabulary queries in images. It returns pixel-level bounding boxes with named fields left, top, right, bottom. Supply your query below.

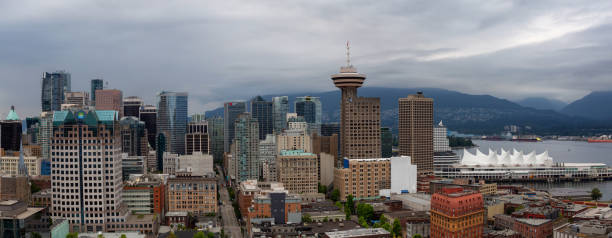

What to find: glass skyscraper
left=250, top=96, right=273, bottom=140
left=381, top=127, right=393, bottom=158
left=41, top=71, right=71, bottom=112
left=295, top=96, right=322, bottom=135
left=224, top=101, right=246, bottom=153
left=272, top=96, right=288, bottom=134
left=208, top=117, right=224, bottom=163
left=156, top=91, right=188, bottom=155
left=90, top=79, right=103, bottom=105
left=234, top=113, right=260, bottom=181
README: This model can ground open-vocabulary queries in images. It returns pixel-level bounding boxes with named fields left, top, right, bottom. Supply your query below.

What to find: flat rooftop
left=324, top=228, right=390, bottom=238
left=515, top=218, right=552, bottom=226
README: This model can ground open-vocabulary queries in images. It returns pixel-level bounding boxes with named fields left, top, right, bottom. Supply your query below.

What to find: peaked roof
left=6, top=106, right=19, bottom=120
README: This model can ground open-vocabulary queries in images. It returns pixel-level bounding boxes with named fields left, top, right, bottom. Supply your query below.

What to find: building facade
left=123, top=96, right=143, bottom=118
left=295, top=96, right=322, bottom=135
left=399, top=92, right=434, bottom=175
left=1, top=106, right=22, bottom=152
left=259, top=135, right=277, bottom=182
left=50, top=110, right=127, bottom=233
left=0, top=155, right=42, bottom=176
left=156, top=91, right=188, bottom=155
left=139, top=105, right=157, bottom=149
left=90, top=79, right=103, bottom=105
left=430, top=187, right=484, bottom=238
left=276, top=150, right=318, bottom=195
left=333, top=158, right=390, bottom=201
left=120, top=117, right=149, bottom=156
left=233, top=113, right=260, bottom=181
left=95, top=89, right=123, bottom=114
left=64, top=91, right=90, bottom=107
left=251, top=96, right=273, bottom=140
left=331, top=57, right=381, bottom=159
left=185, top=121, right=209, bottom=155
left=381, top=127, right=393, bottom=158
left=42, top=71, right=71, bottom=112
left=249, top=192, right=302, bottom=225
left=167, top=173, right=217, bottom=216
left=224, top=101, right=246, bottom=153
left=434, top=121, right=451, bottom=153
left=207, top=117, right=224, bottom=162
left=272, top=96, right=289, bottom=134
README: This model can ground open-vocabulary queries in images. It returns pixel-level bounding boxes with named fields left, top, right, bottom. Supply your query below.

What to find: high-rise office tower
left=434, top=121, right=451, bottom=152
left=381, top=127, right=393, bottom=158
left=321, top=123, right=341, bottom=160
left=185, top=121, right=209, bottom=155
left=295, top=96, right=322, bottom=135
left=223, top=102, right=246, bottom=153
left=123, top=96, right=143, bottom=118
left=25, top=117, right=40, bottom=145
left=120, top=117, right=149, bottom=156
left=38, top=112, right=53, bottom=160
left=272, top=96, right=289, bottom=134
left=207, top=117, right=224, bottom=162
left=50, top=110, right=128, bottom=232
left=233, top=113, right=259, bottom=182
left=95, top=89, right=123, bottom=115
left=139, top=105, right=157, bottom=148
left=64, top=91, right=90, bottom=107
left=259, top=134, right=277, bottom=182
left=0, top=106, right=22, bottom=152
left=157, top=91, right=188, bottom=155
left=331, top=44, right=381, bottom=159
left=41, top=71, right=71, bottom=112
left=250, top=96, right=273, bottom=140
left=90, top=79, right=104, bottom=105
left=399, top=92, right=434, bottom=175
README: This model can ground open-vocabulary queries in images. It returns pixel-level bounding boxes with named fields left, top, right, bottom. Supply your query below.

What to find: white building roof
left=460, top=148, right=553, bottom=167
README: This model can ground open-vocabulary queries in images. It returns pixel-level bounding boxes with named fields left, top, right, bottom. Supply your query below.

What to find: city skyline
left=3, top=1, right=612, bottom=117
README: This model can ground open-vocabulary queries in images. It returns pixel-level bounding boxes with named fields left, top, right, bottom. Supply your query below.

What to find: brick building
left=430, top=187, right=484, bottom=238
left=513, top=218, right=553, bottom=238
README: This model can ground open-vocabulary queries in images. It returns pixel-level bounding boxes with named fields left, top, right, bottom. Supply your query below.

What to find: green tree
left=331, top=189, right=340, bottom=202
left=345, top=203, right=351, bottom=220
left=358, top=216, right=369, bottom=228
left=592, top=188, right=603, bottom=201
left=31, top=183, right=41, bottom=194
left=120, top=235, right=127, bottom=238
left=356, top=203, right=374, bottom=221
left=167, top=232, right=177, bottom=238
left=382, top=222, right=392, bottom=232
left=30, top=232, right=42, bottom=238
left=346, top=195, right=355, bottom=214
left=193, top=231, right=206, bottom=238
left=302, top=214, right=312, bottom=223
left=97, top=234, right=105, bottom=238
left=392, top=219, right=402, bottom=238
left=206, top=232, right=215, bottom=238
left=66, top=232, right=78, bottom=238
left=335, top=201, right=342, bottom=209
left=413, top=234, right=423, bottom=238
left=323, top=217, right=329, bottom=222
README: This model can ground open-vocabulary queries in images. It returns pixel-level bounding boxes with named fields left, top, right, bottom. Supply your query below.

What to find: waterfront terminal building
left=437, top=149, right=611, bottom=181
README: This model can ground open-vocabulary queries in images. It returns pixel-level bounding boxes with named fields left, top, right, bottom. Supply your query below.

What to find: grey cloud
left=0, top=0, right=611, bottom=116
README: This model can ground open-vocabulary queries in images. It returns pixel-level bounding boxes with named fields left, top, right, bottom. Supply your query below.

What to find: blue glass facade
left=41, top=71, right=71, bottom=112
left=41, top=159, right=51, bottom=175
left=156, top=91, right=188, bottom=155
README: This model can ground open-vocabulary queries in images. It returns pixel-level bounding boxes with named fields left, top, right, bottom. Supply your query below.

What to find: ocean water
left=457, top=140, right=612, bottom=201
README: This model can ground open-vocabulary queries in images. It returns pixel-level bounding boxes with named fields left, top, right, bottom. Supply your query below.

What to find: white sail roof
left=461, top=148, right=553, bottom=166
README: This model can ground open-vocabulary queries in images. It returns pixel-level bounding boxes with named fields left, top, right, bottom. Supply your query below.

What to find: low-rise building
left=167, top=172, right=217, bottom=216
left=390, top=193, right=431, bottom=212
left=554, top=220, right=612, bottom=238
left=0, top=175, right=30, bottom=202
left=430, top=187, right=484, bottom=238
left=0, top=200, right=47, bottom=237
left=123, top=174, right=167, bottom=217
left=0, top=155, right=42, bottom=176
left=494, top=214, right=516, bottom=230
left=238, top=180, right=286, bottom=219
left=107, top=214, right=159, bottom=238
left=334, top=158, right=390, bottom=201
left=381, top=210, right=429, bottom=238
left=31, top=188, right=51, bottom=208
left=249, top=191, right=302, bottom=225
left=322, top=228, right=391, bottom=238
left=513, top=218, right=553, bottom=238
left=574, top=207, right=612, bottom=221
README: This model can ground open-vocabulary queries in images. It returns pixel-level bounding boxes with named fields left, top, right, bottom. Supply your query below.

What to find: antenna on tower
left=346, top=41, right=351, bottom=67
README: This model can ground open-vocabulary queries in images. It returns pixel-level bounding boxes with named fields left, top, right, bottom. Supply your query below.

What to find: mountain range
left=205, top=87, right=612, bottom=135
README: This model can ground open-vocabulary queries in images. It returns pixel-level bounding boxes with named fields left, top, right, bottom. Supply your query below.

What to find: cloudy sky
left=2, top=0, right=612, bottom=117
